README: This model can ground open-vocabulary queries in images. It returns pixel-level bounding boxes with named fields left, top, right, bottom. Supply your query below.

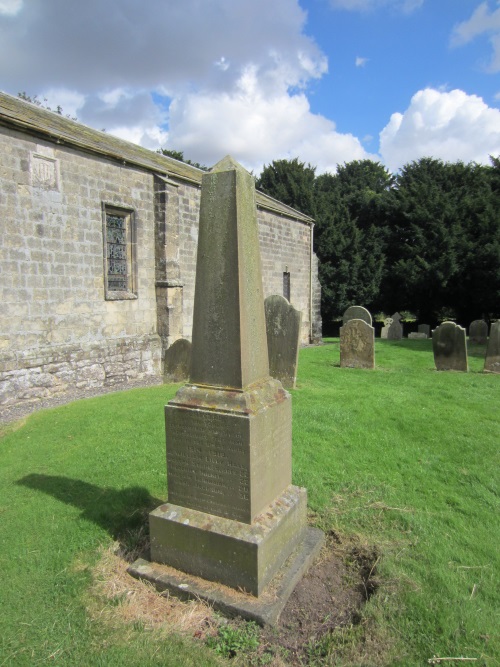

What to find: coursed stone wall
left=0, top=128, right=161, bottom=407
left=257, top=207, right=315, bottom=344
left=0, top=106, right=321, bottom=410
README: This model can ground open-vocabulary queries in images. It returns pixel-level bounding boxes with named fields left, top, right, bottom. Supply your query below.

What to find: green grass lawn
left=0, top=339, right=498, bottom=666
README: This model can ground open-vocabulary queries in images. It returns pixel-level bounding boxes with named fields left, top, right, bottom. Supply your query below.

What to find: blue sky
left=0, top=0, right=499, bottom=174
left=303, top=0, right=500, bottom=156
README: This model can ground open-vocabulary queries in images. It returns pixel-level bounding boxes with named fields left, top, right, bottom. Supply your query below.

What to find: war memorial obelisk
left=130, top=156, right=323, bottom=623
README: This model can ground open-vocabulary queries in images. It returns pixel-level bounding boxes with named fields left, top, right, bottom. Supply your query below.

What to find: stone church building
left=0, top=92, right=322, bottom=409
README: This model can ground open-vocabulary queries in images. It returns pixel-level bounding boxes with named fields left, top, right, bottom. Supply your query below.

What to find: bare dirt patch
left=85, top=529, right=379, bottom=665
left=259, top=532, right=379, bottom=665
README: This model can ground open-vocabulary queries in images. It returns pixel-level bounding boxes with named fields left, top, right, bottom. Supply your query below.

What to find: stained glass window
left=103, top=206, right=136, bottom=299
left=106, top=214, right=128, bottom=291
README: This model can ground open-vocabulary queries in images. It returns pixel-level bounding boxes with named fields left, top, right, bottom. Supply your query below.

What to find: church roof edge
left=0, top=91, right=313, bottom=225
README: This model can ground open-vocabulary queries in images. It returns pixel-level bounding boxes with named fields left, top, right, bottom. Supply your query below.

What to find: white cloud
left=329, top=0, right=423, bottom=13
left=451, top=1, right=500, bottom=72
left=355, top=56, right=369, bottom=67
left=214, top=57, right=230, bottom=72
left=106, top=124, right=169, bottom=151
left=451, top=2, right=500, bottom=45
left=168, top=66, right=376, bottom=174
left=40, top=88, right=86, bottom=118
left=0, top=0, right=22, bottom=16
left=0, top=0, right=375, bottom=172
left=379, top=88, right=500, bottom=171
left=0, top=0, right=325, bottom=94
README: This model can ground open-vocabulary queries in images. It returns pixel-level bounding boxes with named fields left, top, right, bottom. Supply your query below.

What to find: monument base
left=128, top=526, right=324, bottom=626
left=147, top=485, right=308, bottom=596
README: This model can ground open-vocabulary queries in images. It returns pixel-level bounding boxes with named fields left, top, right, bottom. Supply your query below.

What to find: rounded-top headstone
left=264, top=294, right=302, bottom=389
left=432, top=321, right=468, bottom=371
left=340, top=318, right=375, bottom=369
left=469, top=319, right=488, bottom=344
left=484, top=321, right=500, bottom=373
left=342, top=305, right=372, bottom=326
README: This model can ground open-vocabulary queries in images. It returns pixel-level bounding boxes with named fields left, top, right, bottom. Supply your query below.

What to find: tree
left=385, top=157, right=500, bottom=322
left=314, top=161, right=394, bottom=321
left=17, top=92, right=78, bottom=121
left=157, top=148, right=208, bottom=171
left=256, top=154, right=500, bottom=328
left=256, top=158, right=316, bottom=217
left=314, top=173, right=361, bottom=320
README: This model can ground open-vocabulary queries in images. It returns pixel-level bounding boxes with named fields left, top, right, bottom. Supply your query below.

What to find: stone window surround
left=102, top=202, right=138, bottom=301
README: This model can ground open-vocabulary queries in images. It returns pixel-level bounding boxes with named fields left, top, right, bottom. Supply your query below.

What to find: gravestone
left=265, top=295, right=302, bottom=389
left=342, top=305, right=372, bottom=326
left=408, top=332, right=427, bottom=340
left=484, top=321, right=500, bottom=373
left=129, top=157, right=323, bottom=622
left=340, top=319, right=375, bottom=369
left=418, top=324, right=430, bottom=337
left=163, top=338, right=191, bottom=382
left=387, top=312, right=403, bottom=340
left=469, top=319, right=488, bottom=344
left=380, top=317, right=392, bottom=339
left=432, top=321, right=468, bottom=371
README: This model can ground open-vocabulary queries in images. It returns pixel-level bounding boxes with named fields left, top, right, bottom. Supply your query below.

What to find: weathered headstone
left=163, top=339, right=191, bottom=382
left=130, top=157, right=323, bottom=621
left=408, top=332, right=427, bottom=340
left=418, top=324, right=431, bottom=337
left=432, top=321, right=468, bottom=371
left=484, top=321, right=500, bottom=373
left=469, top=319, right=488, bottom=344
left=387, top=312, right=403, bottom=340
left=265, top=295, right=302, bottom=389
left=340, top=319, right=375, bottom=369
left=380, top=317, right=392, bottom=339
left=342, top=305, right=372, bottom=326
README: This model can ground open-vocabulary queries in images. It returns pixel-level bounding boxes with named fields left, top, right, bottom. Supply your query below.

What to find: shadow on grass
left=16, top=474, right=162, bottom=556
left=380, top=339, right=433, bottom=353
left=381, top=338, right=488, bottom=361
left=466, top=343, right=489, bottom=360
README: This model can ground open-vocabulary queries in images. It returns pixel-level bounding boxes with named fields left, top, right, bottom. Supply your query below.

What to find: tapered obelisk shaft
left=190, top=156, right=269, bottom=389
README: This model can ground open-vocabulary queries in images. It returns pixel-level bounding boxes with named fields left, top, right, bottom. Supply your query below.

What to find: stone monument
left=432, top=321, right=468, bottom=371
left=163, top=338, right=192, bottom=382
left=340, top=319, right=375, bottom=369
left=469, top=319, right=488, bottom=344
left=342, top=305, right=372, bottom=326
left=265, top=295, right=302, bottom=390
left=387, top=312, right=403, bottom=340
left=380, top=317, right=392, bottom=339
left=129, top=157, right=323, bottom=623
left=484, top=321, right=500, bottom=373
left=408, top=332, right=427, bottom=340
left=418, top=324, right=431, bottom=337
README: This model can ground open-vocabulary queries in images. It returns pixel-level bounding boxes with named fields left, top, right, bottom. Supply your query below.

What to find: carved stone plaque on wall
left=31, top=154, right=59, bottom=190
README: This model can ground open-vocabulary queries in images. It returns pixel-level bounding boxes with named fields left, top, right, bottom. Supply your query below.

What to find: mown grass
left=0, top=339, right=498, bottom=666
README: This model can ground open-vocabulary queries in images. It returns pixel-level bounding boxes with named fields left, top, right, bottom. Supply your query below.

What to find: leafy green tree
left=314, top=161, right=394, bottom=321
left=157, top=148, right=208, bottom=171
left=454, top=159, right=500, bottom=322
left=386, top=158, right=500, bottom=323
left=255, top=154, right=500, bottom=328
left=256, top=157, right=316, bottom=217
